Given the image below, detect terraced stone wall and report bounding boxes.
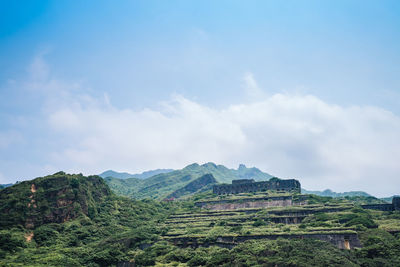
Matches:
[195,196,301,211]
[213,179,300,195]
[166,233,361,250]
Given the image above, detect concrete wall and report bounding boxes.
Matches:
[361,203,393,211]
[195,195,296,210]
[213,179,301,195]
[203,199,293,211]
[361,196,400,211]
[167,233,361,250]
[393,197,400,211]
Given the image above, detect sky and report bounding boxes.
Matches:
[1,1,400,197]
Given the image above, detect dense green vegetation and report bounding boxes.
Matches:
[1,172,400,266]
[0,172,111,229]
[0,173,176,266]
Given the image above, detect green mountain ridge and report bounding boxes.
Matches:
[99,168,174,179]
[104,162,274,199]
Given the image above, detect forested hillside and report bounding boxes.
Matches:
[1,172,400,266]
[0,173,174,266]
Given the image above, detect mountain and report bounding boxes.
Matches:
[104,162,274,199]
[0,183,13,189]
[166,173,217,199]
[0,172,172,266]
[1,169,400,266]
[99,168,174,179]
[302,188,372,198]
[0,171,111,229]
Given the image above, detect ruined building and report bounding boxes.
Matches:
[362,196,400,211]
[213,178,301,195]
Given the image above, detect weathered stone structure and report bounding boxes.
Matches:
[393,196,400,210]
[361,197,400,211]
[195,195,308,210]
[213,178,301,195]
[166,233,361,250]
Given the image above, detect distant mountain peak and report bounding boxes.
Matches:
[202,162,218,168]
[238,164,247,170]
[99,168,174,180]
[184,163,200,170]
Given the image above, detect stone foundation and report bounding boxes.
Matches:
[213,178,301,195]
[166,233,361,250]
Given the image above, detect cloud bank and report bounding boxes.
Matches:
[46,91,400,197]
[2,57,400,197]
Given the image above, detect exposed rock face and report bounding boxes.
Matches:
[0,172,111,229]
[213,178,301,195]
[167,174,217,199]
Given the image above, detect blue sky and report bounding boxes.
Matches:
[1,1,400,196]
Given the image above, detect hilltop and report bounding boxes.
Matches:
[0,172,173,266]
[104,162,273,199]
[99,168,174,179]
[0,172,111,229]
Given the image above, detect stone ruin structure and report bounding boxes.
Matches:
[362,196,400,211]
[213,178,301,195]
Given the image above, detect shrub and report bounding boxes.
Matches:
[253,219,266,227]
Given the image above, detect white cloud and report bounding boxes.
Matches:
[5,55,400,197]
[45,90,400,197]
[243,72,265,99]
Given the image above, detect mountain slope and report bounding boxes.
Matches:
[0,184,13,189]
[166,173,217,199]
[0,172,111,229]
[104,162,274,199]
[0,172,173,266]
[99,169,174,179]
